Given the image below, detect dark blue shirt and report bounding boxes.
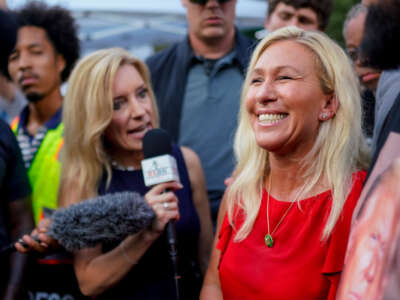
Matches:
[98,144,201,299]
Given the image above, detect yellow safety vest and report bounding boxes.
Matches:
[12,117,63,224]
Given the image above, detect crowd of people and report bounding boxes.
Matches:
[0,0,399,299]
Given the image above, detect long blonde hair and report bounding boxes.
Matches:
[60,48,159,205]
[227,27,370,241]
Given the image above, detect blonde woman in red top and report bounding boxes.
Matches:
[200,27,370,300]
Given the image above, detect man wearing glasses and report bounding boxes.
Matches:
[343,3,381,141]
[147,0,255,227]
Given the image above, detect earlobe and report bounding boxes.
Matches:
[319,95,339,121]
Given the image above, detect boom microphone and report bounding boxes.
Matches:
[141,128,180,300]
[1,191,155,254]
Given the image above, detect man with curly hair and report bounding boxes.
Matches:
[265,0,333,32]
[8,1,79,224]
[7,1,83,298]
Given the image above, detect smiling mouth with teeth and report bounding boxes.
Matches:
[258,113,287,123]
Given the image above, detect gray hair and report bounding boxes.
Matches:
[343,3,368,38]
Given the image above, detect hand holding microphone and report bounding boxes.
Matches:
[144,181,182,237]
[141,128,182,244]
[141,128,182,300]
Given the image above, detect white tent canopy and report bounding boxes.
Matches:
[7,0,267,59]
[7,0,267,20]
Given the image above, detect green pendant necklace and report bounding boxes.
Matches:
[265,175,295,248]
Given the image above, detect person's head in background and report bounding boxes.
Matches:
[359,0,400,71]
[362,0,378,5]
[0,9,17,78]
[343,4,381,93]
[181,0,237,57]
[265,0,332,32]
[8,1,79,103]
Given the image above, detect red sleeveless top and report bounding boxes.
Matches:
[218,171,366,300]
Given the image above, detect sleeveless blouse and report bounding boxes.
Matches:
[97,144,201,299]
[218,171,366,300]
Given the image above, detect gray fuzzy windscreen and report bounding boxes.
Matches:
[49,192,155,251]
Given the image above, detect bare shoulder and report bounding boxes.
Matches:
[180,146,202,172]
[180,146,207,191]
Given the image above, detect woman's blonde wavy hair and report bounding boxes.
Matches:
[60,48,159,206]
[227,27,370,241]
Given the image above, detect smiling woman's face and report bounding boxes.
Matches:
[104,64,154,159]
[245,40,332,157]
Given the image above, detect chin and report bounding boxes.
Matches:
[201,28,226,40]
[26,92,45,103]
[255,139,283,153]
[365,80,380,92]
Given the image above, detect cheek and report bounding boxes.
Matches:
[8,62,18,79]
[244,90,256,114]
[107,115,126,135]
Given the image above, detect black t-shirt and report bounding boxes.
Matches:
[0,119,31,248]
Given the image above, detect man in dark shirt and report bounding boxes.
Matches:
[147,0,254,226]
[0,8,33,300]
[360,0,400,167]
[7,2,83,298]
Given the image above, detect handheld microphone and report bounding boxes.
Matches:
[141,128,180,300]
[1,191,155,255]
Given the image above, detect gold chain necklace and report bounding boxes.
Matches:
[265,175,295,248]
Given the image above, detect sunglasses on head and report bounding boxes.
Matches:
[189,0,232,5]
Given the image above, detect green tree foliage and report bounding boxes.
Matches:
[326,0,360,47]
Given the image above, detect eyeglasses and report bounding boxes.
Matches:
[346,47,372,66]
[346,47,359,62]
[189,0,232,5]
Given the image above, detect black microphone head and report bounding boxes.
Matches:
[143,128,172,158]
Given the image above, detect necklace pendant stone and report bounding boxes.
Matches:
[265,234,274,248]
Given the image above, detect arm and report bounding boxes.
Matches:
[181,146,214,274]
[200,190,229,300]
[73,181,182,296]
[3,197,34,300]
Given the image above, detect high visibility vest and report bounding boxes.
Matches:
[11,117,63,224]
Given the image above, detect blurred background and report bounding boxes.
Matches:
[5,0,267,60]
[4,0,360,60]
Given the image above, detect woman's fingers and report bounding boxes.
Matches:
[147,181,183,196]
[37,218,52,233]
[15,234,49,253]
[144,181,183,234]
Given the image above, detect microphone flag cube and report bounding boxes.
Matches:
[141,154,180,186]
